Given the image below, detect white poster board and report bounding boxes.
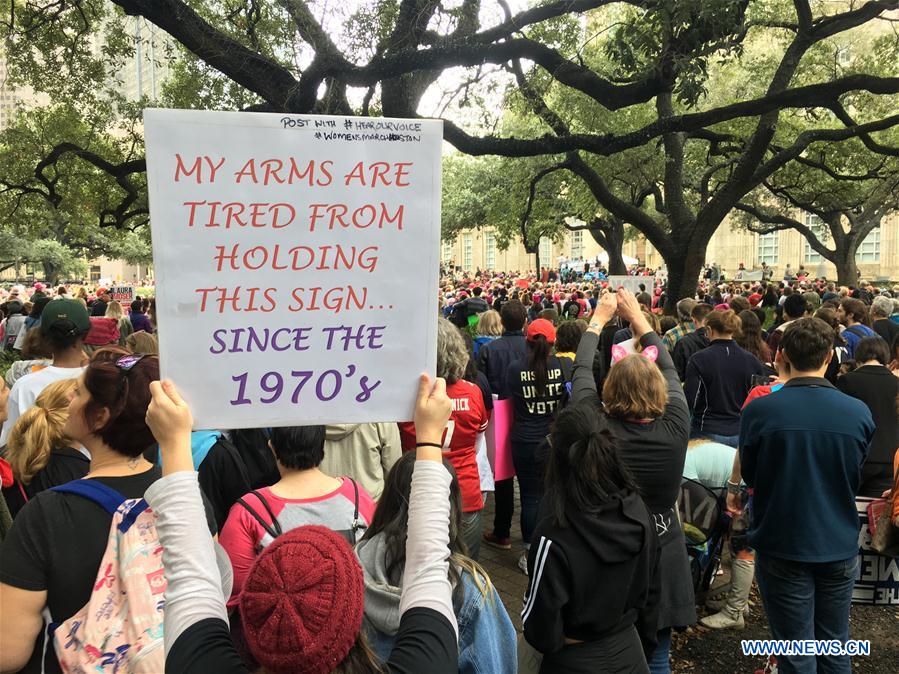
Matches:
[734,270,763,282]
[110,286,134,303]
[606,276,657,295]
[144,109,441,428]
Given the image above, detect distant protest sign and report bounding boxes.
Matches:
[110,286,134,303]
[144,109,441,428]
[854,498,899,605]
[606,276,657,295]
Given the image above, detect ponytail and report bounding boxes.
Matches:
[528,335,551,393]
[7,379,76,485]
[546,403,637,527]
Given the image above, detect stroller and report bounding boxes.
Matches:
[677,477,731,594]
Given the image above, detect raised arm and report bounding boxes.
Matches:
[572,291,617,406]
[398,374,454,621]
[144,382,229,655]
[389,375,459,672]
[617,289,689,424]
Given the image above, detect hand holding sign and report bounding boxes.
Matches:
[413,374,453,462]
[144,110,441,428]
[147,380,193,475]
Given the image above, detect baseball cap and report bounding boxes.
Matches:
[527,318,556,344]
[40,298,91,336]
[97,287,109,296]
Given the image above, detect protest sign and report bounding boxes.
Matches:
[606,275,657,295]
[485,397,515,481]
[144,109,442,428]
[853,497,899,605]
[110,286,134,303]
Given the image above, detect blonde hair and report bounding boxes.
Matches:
[7,379,77,484]
[105,300,124,319]
[642,308,661,335]
[125,331,159,354]
[705,309,741,336]
[452,554,495,602]
[602,355,667,419]
[477,310,502,337]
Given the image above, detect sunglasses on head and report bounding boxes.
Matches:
[115,354,147,372]
[115,354,147,393]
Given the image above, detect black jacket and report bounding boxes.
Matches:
[476,331,527,399]
[837,365,899,497]
[145,435,258,532]
[673,327,709,381]
[685,339,764,437]
[522,491,660,663]
[873,318,899,350]
[572,330,697,630]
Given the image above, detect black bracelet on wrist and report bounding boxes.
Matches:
[415,442,443,449]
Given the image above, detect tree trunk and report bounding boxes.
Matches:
[662,243,706,315]
[832,246,859,287]
[588,222,627,275]
[42,260,60,285]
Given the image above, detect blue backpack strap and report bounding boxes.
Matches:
[118,500,150,533]
[51,480,127,515]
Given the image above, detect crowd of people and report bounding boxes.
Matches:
[0,266,896,674]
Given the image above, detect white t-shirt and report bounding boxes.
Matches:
[0,365,86,446]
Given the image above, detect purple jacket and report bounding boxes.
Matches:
[129,311,154,334]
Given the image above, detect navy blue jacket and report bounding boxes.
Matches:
[740,378,874,563]
[685,339,764,436]
[476,331,527,399]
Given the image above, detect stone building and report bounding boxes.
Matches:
[442,212,898,283]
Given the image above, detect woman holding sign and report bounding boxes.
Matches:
[144,374,460,674]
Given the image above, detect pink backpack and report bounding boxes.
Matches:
[50,480,166,673]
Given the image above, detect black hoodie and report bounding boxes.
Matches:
[522,489,660,664]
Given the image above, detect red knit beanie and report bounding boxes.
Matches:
[238,526,365,674]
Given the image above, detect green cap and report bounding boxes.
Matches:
[40,298,91,336]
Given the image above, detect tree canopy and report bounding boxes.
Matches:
[0,103,151,281]
[1,0,897,306]
[735,135,899,284]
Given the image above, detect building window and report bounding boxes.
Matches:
[90,265,102,282]
[462,233,473,270]
[837,46,851,64]
[757,232,779,265]
[570,230,584,259]
[539,236,552,267]
[441,239,453,264]
[803,212,826,263]
[856,227,880,262]
[484,231,496,270]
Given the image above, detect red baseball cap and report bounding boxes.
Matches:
[527,318,556,344]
